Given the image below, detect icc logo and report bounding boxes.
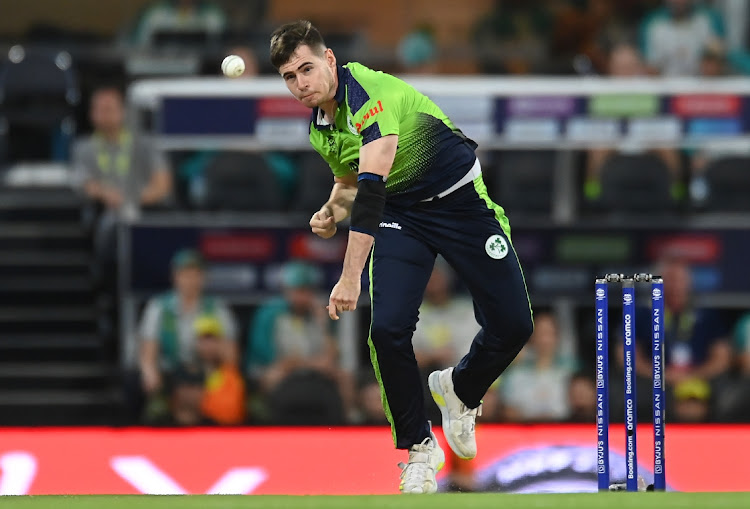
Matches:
[623,293,633,305]
[596,288,605,299]
[652,288,662,299]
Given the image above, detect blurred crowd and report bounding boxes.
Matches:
[115,243,750,489]
[4,0,749,216]
[124,250,750,429]
[7,0,748,76]
[1,0,750,444]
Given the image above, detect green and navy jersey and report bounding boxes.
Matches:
[309,63,477,205]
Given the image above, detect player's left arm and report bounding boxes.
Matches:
[327,135,398,320]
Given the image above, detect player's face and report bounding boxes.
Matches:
[279,45,337,109]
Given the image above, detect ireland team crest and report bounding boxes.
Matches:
[485,235,508,259]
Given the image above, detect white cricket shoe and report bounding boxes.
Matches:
[398,431,445,494]
[428,367,481,460]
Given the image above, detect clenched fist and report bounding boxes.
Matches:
[310,207,337,239]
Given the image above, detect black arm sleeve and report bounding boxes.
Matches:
[349,173,386,237]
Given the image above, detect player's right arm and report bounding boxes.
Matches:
[309,173,358,239]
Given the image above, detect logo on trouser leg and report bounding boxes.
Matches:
[379,222,402,230]
[485,235,508,259]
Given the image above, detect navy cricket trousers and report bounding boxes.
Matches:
[367,170,534,449]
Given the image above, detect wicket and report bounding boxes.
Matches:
[595,273,666,492]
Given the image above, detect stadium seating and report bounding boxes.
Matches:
[0,46,79,163]
[699,157,750,212]
[203,152,285,212]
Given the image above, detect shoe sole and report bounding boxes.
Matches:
[428,371,476,460]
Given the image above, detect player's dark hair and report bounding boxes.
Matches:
[270,20,327,70]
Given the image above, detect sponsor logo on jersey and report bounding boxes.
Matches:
[355,101,384,133]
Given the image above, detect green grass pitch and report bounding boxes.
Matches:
[1,493,749,509]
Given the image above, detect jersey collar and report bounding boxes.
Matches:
[310,64,348,131]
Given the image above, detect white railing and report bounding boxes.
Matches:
[128,76,750,151]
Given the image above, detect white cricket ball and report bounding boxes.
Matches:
[221,55,245,78]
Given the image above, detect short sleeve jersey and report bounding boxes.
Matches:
[309,63,477,205]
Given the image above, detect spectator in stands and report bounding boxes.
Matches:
[549,0,622,75]
[584,43,682,203]
[629,256,732,385]
[472,0,553,74]
[73,88,172,212]
[640,0,725,76]
[72,86,172,282]
[684,39,750,207]
[226,45,260,78]
[195,315,246,425]
[497,312,576,422]
[686,37,750,207]
[566,371,598,423]
[699,39,728,77]
[686,37,750,206]
[412,258,499,415]
[607,41,649,77]
[700,314,750,422]
[145,314,244,426]
[129,0,227,47]
[354,371,389,425]
[178,46,299,210]
[138,249,238,409]
[412,258,478,376]
[734,312,750,377]
[672,377,711,423]
[397,25,439,74]
[180,46,264,207]
[161,364,210,426]
[246,261,352,419]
